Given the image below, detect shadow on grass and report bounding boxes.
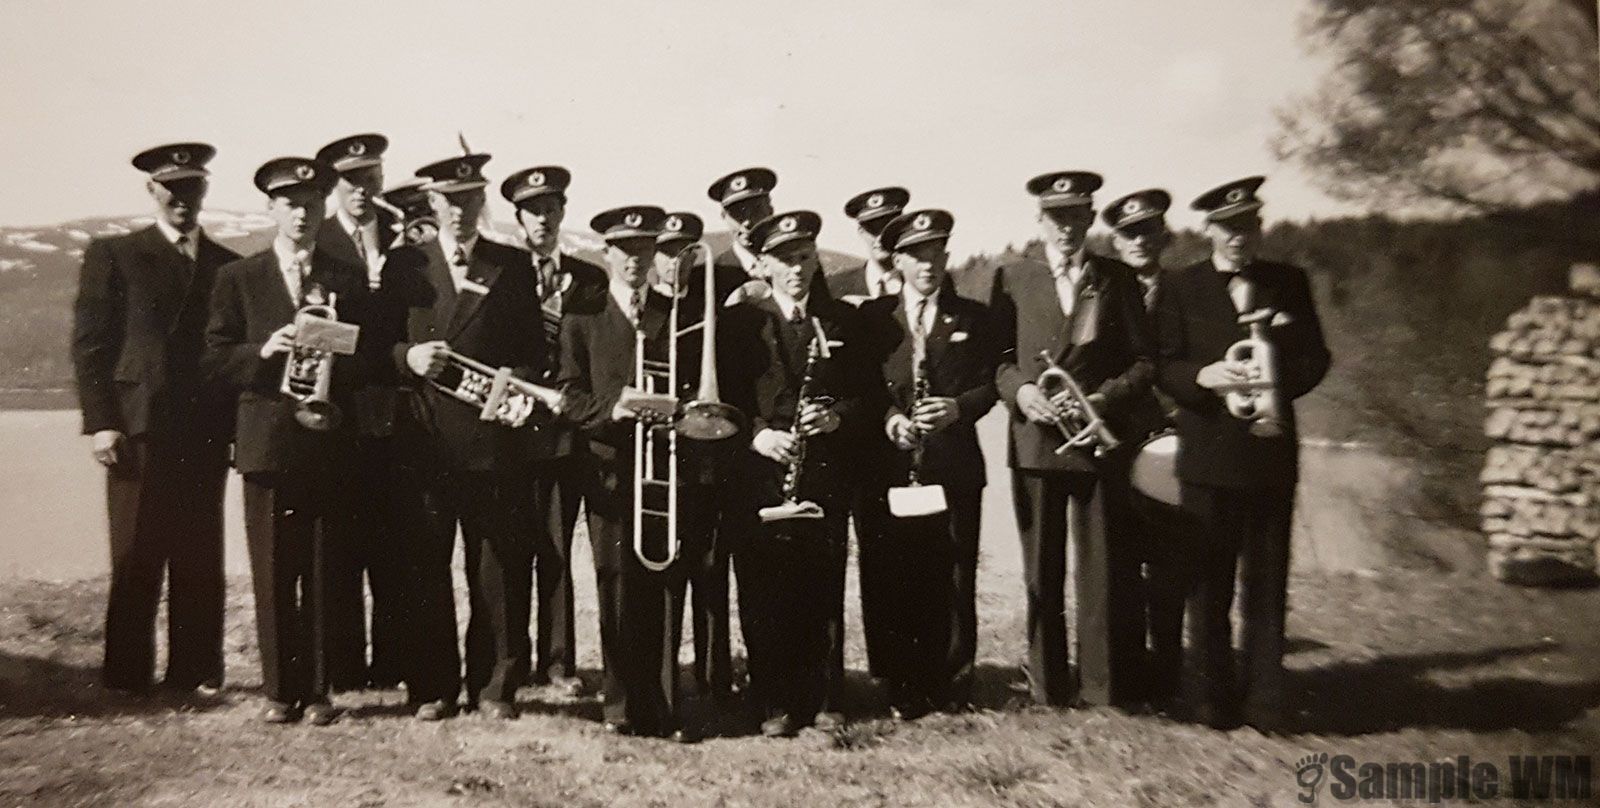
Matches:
[0,650,232,720]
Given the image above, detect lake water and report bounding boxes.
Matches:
[0,409,1418,581]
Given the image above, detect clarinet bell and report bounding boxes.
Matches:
[888,483,947,518]
[758,499,825,523]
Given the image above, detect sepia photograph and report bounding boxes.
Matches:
[1,1,1597,805]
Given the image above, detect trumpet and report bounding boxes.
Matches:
[429,350,563,428]
[759,318,840,523]
[1035,350,1120,457]
[1223,308,1284,437]
[887,359,948,518]
[279,294,360,432]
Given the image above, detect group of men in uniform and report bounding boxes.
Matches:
[71,134,1329,739]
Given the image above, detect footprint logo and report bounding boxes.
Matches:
[1294,752,1330,804]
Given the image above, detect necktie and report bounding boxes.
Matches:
[288,250,310,303]
[449,245,469,290]
[628,287,644,327]
[911,296,929,365]
[352,227,368,263]
[1054,265,1078,318]
[1142,275,1159,312]
[174,233,193,262]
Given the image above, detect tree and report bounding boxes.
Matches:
[1274,0,1600,213]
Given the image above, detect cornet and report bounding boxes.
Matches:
[279,294,360,431]
[1223,308,1284,437]
[1035,350,1120,457]
[429,350,563,428]
[759,318,840,523]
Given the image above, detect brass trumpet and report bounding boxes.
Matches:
[279,295,360,431]
[1035,350,1120,457]
[429,350,563,428]
[1223,308,1284,437]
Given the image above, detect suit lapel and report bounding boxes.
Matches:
[250,251,297,326]
[1196,259,1248,337]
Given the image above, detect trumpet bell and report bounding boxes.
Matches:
[677,401,743,441]
[294,401,343,432]
[758,499,825,523]
[888,484,947,518]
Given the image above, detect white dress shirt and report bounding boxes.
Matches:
[1213,251,1254,313]
[772,290,808,323]
[1045,242,1088,318]
[154,217,199,261]
[609,279,645,325]
[864,260,902,298]
[336,210,385,285]
[272,237,312,303]
[437,231,479,291]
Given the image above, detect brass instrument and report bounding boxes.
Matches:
[1223,308,1284,438]
[759,318,840,523]
[429,350,563,428]
[887,359,949,518]
[1130,429,1182,508]
[279,294,360,431]
[673,242,743,441]
[1035,350,1120,457]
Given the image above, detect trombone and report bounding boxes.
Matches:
[630,241,745,572]
[1036,350,1120,457]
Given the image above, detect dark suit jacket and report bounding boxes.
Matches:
[523,252,608,462]
[1154,258,1331,488]
[1125,269,1180,442]
[827,262,869,302]
[390,237,546,472]
[556,289,670,463]
[72,225,239,449]
[991,255,1154,472]
[202,246,368,475]
[315,208,400,268]
[858,286,999,490]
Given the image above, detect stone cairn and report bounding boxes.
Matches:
[1481,264,1600,584]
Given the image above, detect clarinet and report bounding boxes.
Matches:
[906,360,930,485]
[759,317,836,523]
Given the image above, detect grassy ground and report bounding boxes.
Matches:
[2,561,1598,807]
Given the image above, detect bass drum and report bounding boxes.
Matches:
[1130,430,1181,509]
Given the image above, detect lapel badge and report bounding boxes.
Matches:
[305,284,327,305]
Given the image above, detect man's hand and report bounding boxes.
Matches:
[1016,383,1061,425]
[752,428,798,464]
[797,401,841,436]
[91,429,123,467]
[885,412,920,451]
[259,322,298,360]
[406,341,451,379]
[911,396,960,434]
[1196,360,1252,391]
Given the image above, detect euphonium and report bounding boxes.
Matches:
[279,294,360,432]
[1035,350,1120,457]
[429,350,563,428]
[1223,308,1284,437]
[887,359,949,518]
[758,317,840,523]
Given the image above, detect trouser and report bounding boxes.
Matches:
[1138,497,1190,706]
[1011,468,1144,707]
[242,470,352,706]
[665,481,732,697]
[525,453,586,684]
[324,436,409,690]
[402,468,532,706]
[732,503,849,721]
[856,483,983,706]
[1180,482,1294,725]
[102,437,227,691]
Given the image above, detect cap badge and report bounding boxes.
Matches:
[528,171,545,187]
[455,162,472,179]
[779,216,798,233]
[867,193,885,209]
[1225,188,1246,203]
[1123,199,1144,216]
[624,212,643,228]
[294,164,315,181]
[729,175,749,193]
[1052,177,1072,193]
[172,150,191,165]
[349,141,367,156]
[665,216,683,232]
[913,213,932,230]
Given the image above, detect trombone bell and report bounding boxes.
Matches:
[677,400,742,441]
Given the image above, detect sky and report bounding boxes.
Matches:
[0,0,1353,257]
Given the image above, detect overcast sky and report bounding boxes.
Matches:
[0,0,1350,256]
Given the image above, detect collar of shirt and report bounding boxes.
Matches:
[154,218,200,255]
[335,209,379,241]
[1044,243,1087,279]
[438,230,479,264]
[1213,251,1245,274]
[772,290,808,322]
[864,260,900,295]
[272,237,312,275]
[902,283,940,327]
[609,278,645,318]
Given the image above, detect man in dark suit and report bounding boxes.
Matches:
[392,152,547,721]
[1154,177,1331,730]
[857,209,998,717]
[72,143,237,698]
[829,186,910,305]
[724,210,879,737]
[705,167,832,306]
[499,165,607,698]
[552,205,703,742]
[312,133,408,691]
[1103,188,1187,713]
[203,157,368,725]
[990,171,1154,709]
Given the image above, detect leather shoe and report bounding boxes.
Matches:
[549,675,585,699]
[413,700,455,721]
[259,702,299,724]
[667,727,700,744]
[303,701,340,726]
[603,720,634,736]
[478,699,518,720]
[760,714,796,738]
[812,711,846,732]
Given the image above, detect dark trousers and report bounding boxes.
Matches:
[732,503,849,721]
[102,437,227,691]
[583,456,664,726]
[403,469,532,706]
[857,484,982,705]
[1180,482,1294,725]
[242,471,351,706]
[526,453,585,684]
[1011,468,1144,706]
[668,481,732,697]
[1138,498,1190,706]
[324,436,409,690]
